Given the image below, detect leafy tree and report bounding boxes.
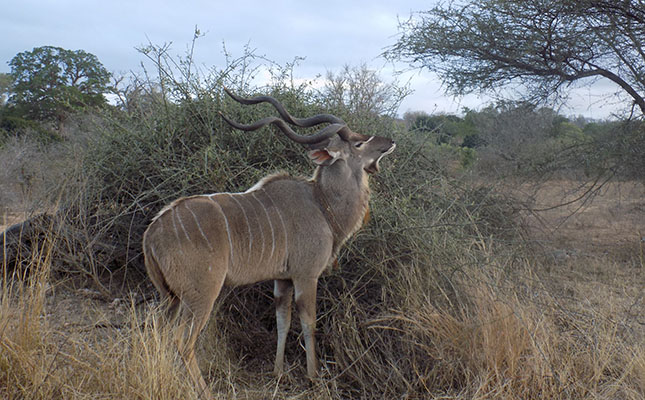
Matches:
[8,46,111,128]
[387,0,645,116]
[458,101,575,171]
[0,73,11,105]
[406,111,477,145]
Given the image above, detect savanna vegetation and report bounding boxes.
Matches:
[1,4,644,398]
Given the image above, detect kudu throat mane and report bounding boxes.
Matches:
[312,167,370,255]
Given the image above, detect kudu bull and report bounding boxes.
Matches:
[143,88,395,397]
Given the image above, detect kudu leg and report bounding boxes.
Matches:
[174,273,225,400]
[177,324,211,400]
[274,279,294,375]
[173,315,211,399]
[294,277,319,378]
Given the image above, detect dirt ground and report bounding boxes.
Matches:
[516,179,645,258]
[512,179,645,340]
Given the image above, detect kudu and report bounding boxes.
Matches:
[142,88,395,397]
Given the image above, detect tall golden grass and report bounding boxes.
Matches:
[2,225,642,399]
[1,231,198,399]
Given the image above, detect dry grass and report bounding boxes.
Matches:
[3,219,643,399]
[0,232,200,399]
[514,179,645,258]
[382,260,645,399]
[2,140,644,399]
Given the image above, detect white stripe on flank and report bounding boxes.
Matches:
[262,190,288,259]
[243,194,263,266]
[175,209,191,241]
[253,192,275,260]
[170,211,186,256]
[155,216,184,258]
[171,211,181,242]
[209,196,235,263]
[249,194,267,261]
[228,194,253,262]
[171,211,183,241]
[185,203,214,252]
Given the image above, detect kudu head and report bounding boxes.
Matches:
[220,88,395,175]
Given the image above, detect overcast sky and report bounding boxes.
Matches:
[1,0,626,118]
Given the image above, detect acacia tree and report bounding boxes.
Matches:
[8,46,111,128]
[387,0,645,116]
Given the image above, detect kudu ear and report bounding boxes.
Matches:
[306,136,342,166]
[308,148,341,166]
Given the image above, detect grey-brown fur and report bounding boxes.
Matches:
[142,91,395,399]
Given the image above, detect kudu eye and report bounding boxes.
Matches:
[354,141,365,148]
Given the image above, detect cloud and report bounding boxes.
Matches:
[0,0,626,118]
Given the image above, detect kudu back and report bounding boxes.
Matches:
[143,89,395,397]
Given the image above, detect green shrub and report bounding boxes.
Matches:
[0,114,61,146]
[26,43,525,398]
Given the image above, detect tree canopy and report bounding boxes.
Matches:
[8,46,111,126]
[387,0,645,116]
[0,73,11,105]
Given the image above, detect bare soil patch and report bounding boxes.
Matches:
[518,179,645,258]
[514,179,645,341]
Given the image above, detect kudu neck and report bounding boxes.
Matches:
[312,161,370,251]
